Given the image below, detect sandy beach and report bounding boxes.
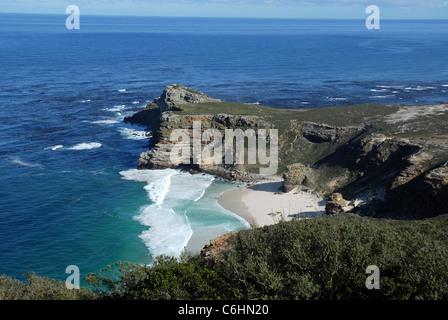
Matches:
[218,178,326,227]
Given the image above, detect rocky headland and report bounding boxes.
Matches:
[125,84,448,219]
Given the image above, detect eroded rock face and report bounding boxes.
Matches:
[282,163,314,192]
[325,193,348,215]
[136,111,272,183]
[212,114,271,128]
[127,85,448,219]
[200,231,236,260]
[123,103,160,127]
[301,123,343,143]
[422,167,448,215]
[124,84,220,126]
[385,165,448,218]
[426,166,448,189]
[156,84,220,112]
[290,121,366,144]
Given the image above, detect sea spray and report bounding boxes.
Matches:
[136,206,193,258]
[119,169,217,258]
[67,142,102,150]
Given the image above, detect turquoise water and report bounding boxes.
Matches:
[119,168,249,259]
[0,13,447,282]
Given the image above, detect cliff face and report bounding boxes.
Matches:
[136,113,273,182]
[126,85,448,219]
[125,85,274,182]
[281,106,448,218]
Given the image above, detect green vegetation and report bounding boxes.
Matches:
[175,102,393,131]
[84,259,230,300]
[176,101,448,138]
[173,101,448,178]
[219,214,448,299]
[176,101,299,135]
[173,102,406,173]
[0,271,95,300]
[2,214,448,300]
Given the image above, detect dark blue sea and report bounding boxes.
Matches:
[0,13,447,282]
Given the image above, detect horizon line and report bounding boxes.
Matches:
[1,11,448,21]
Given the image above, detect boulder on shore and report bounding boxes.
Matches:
[325,193,348,215]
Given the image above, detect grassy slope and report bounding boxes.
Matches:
[175,101,448,136]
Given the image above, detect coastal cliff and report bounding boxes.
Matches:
[125,84,448,219]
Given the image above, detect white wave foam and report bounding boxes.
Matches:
[91,120,120,125]
[194,189,206,202]
[119,169,217,258]
[377,85,404,89]
[168,173,215,203]
[120,168,178,205]
[120,168,177,182]
[136,206,193,258]
[44,145,63,151]
[132,101,140,104]
[9,156,43,168]
[118,127,150,140]
[404,86,435,91]
[118,89,127,92]
[327,97,347,101]
[67,142,102,150]
[103,105,126,112]
[80,99,91,103]
[145,172,177,205]
[370,95,395,99]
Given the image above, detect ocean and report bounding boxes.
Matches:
[0,13,447,282]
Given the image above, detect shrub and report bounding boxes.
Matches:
[86,256,231,300]
[8,214,447,300]
[0,272,95,300]
[214,214,448,299]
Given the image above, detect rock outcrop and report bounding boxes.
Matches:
[124,84,220,127]
[136,112,272,175]
[299,122,365,144]
[127,85,448,219]
[200,231,236,260]
[380,163,448,218]
[282,163,314,192]
[325,193,349,215]
[155,84,220,112]
[129,88,274,183]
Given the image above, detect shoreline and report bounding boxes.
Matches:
[217,178,326,228]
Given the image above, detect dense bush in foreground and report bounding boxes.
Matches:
[217,214,448,299]
[2,214,448,300]
[0,272,95,300]
[84,259,231,300]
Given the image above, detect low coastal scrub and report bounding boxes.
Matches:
[217,214,448,299]
[2,214,448,300]
[0,272,95,300]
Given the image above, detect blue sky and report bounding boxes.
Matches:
[1,0,448,19]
